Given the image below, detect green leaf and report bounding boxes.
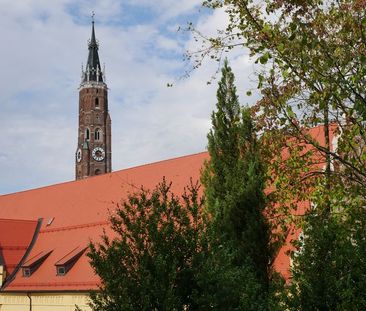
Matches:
[278,43,285,53]
[286,106,296,118]
[258,74,264,89]
[360,55,366,64]
[259,52,271,64]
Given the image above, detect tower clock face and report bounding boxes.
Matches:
[92,147,105,161]
[76,148,82,163]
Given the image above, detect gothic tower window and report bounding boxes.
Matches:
[95,98,99,108]
[85,128,90,141]
[95,128,102,141]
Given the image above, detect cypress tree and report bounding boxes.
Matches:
[200,59,271,309]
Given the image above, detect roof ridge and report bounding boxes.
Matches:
[1,151,208,197]
[118,151,208,173]
[40,221,109,234]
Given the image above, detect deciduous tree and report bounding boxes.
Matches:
[88,179,207,311]
[189,1,366,308]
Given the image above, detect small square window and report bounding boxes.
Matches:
[57,266,66,276]
[23,268,31,277]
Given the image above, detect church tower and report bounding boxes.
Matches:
[75,20,111,180]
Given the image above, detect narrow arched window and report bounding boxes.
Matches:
[95,98,99,108]
[94,128,102,141]
[85,128,90,141]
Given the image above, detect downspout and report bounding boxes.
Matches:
[27,292,32,311]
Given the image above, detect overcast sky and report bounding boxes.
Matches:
[0,0,257,194]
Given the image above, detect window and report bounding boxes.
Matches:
[22,250,52,277]
[94,128,102,141]
[85,128,90,141]
[57,266,66,276]
[95,97,99,108]
[55,247,86,276]
[23,268,31,277]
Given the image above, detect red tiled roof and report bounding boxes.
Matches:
[0,125,336,291]
[22,250,52,268]
[0,152,208,291]
[55,246,87,266]
[0,219,39,277]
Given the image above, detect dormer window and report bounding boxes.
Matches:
[55,247,86,276]
[23,268,31,277]
[57,266,66,276]
[22,250,52,277]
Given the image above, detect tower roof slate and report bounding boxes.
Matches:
[83,21,103,83]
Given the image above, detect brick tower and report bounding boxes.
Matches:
[75,20,111,180]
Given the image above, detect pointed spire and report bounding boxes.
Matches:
[89,17,97,49]
[82,14,103,83]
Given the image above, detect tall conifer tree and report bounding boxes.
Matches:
[200,59,271,309]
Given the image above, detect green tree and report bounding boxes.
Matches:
[284,183,366,310]
[198,59,272,310]
[190,0,366,188]
[88,179,207,311]
[189,1,366,309]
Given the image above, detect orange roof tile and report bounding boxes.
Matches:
[0,152,208,291]
[55,246,87,266]
[0,125,337,291]
[22,250,52,268]
[0,219,39,277]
